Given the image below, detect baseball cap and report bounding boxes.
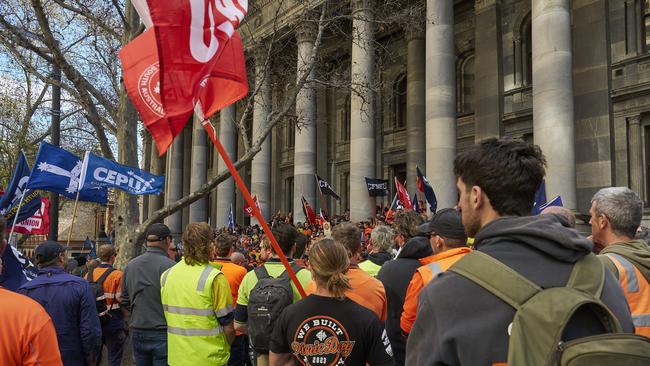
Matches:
[146,223,172,242]
[35,240,69,263]
[418,208,466,240]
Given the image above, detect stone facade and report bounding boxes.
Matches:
[149,0,650,229]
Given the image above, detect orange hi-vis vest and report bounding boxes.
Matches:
[400,247,471,334]
[605,253,650,338]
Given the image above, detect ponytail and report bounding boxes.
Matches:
[326,271,351,298]
[308,238,352,298]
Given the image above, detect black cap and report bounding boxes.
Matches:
[146,223,171,242]
[418,208,466,240]
[35,240,69,263]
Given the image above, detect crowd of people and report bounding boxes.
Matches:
[2,138,650,365]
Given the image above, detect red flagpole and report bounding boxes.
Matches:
[202,121,306,297]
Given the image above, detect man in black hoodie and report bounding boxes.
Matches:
[406,138,633,365]
[377,210,429,366]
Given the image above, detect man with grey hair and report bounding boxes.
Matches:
[590,187,650,337]
[359,225,394,277]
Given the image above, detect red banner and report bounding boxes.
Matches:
[395,178,413,210]
[243,195,259,218]
[6,197,50,235]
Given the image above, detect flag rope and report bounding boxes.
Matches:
[202,121,306,298]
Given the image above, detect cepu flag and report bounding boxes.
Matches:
[0,152,41,223]
[316,174,340,200]
[27,142,108,204]
[365,177,390,197]
[416,166,438,214]
[79,152,164,195]
[122,0,249,154]
[395,178,413,210]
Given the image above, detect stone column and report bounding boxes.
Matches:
[629,116,644,200]
[474,0,503,141]
[532,0,576,209]
[349,0,376,221]
[165,133,184,239]
[250,49,272,223]
[216,105,237,228]
[189,114,208,223]
[405,17,427,196]
[425,0,457,209]
[293,22,318,224]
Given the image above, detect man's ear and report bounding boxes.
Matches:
[599,214,609,231]
[471,185,483,209]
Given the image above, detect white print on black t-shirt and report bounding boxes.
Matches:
[382,329,393,357]
[291,316,356,365]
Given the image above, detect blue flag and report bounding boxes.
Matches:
[227,204,235,230]
[79,152,164,195]
[413,193,421,213]
[27,142,108,204]
[0,243,37,291]
[538,196,563,212]
[532,181,547,215]
[0,152,41,223]
[83,236,97,259]
[416,166,438,214]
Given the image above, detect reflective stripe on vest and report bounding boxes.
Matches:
[168,325,224,337]
[607,253,639,292]
[161,268,171,287]
[196,266,215,292]
[163,304,234,317]
[633,314,650,327]
[426,262,443,279]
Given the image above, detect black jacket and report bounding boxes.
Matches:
[406,215,634,366]
[367,251,393,267]
[377,236,432,366]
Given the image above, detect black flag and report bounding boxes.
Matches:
[365,177,390,197]
[315,175,340,200]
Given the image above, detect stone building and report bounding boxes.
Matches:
[142,0,650,237]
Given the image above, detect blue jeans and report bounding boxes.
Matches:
[131,330,168,366]
[97,329,126,366]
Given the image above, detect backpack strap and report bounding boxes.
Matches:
[566,253,605,298]
[95,267,115,287]
[279,263,303,280]
[254,265,271,280]
[449,251,541,310]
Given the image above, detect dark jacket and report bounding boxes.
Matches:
[18,266,102,366]
[120,246,176,331]
[407,215,634,366]
[377,236,432,366]
[367,251,393,267]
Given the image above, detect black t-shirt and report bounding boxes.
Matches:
[270,294,394,366]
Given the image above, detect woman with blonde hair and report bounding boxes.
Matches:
[269,238,394,366]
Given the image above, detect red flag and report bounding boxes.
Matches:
[243,195,259,218]
[121,1,248,154]
[301,196,317,225]
[7,198,50,235]
[394,178,413,210]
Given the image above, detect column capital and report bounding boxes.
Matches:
[295,20,318,44]
[475,0,499,15]
[351,0,375,14]
[629,115,642,125]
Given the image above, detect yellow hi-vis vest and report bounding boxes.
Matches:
[161,260,231,366]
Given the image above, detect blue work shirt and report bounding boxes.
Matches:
[18,266,102,366]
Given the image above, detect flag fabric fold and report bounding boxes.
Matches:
[79,152,164,195]
[413,193,420,213]
[0,152,41,223]
[532,181,548,215]
[227,204,235,229]
[243,195,259,218]
[316,175,340,200]
[6,197,50,235]
[0,241,37,291]
[416,166,438,214]
[27,142,108,204]
[537,196,563,213]
[301,196,317,225]
[395,178,413,210]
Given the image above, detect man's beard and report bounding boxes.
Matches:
[462,208,482,239]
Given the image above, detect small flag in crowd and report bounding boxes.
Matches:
[79,152,164,195]
[394,178,413,210]
[227,204,235,229]
[413,193,420,213]
[0,152,41,223]
[532,181,547,215]
[0,241,37,291]
[301,196,317,225]
[416,166,438,214]
[538,196,563,212]
[27,142,108,204]
[7,197,50,236]
[243,195,260,218]
[84,237,97,259]
[365,177,390,197]
[316,175,340,200]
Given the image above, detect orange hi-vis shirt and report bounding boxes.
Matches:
[307,265,387,321]
[0,287,63,366]
[211,259,247,306]
[88,265,123,315]
[604,253,650,338]
[401,247,471,334]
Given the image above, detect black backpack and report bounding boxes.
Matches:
[247,263,302,354]
[87,267,115,317]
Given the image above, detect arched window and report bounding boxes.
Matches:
[521,13,532,86]
[457,54,475,114]
[393,73,407,129]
